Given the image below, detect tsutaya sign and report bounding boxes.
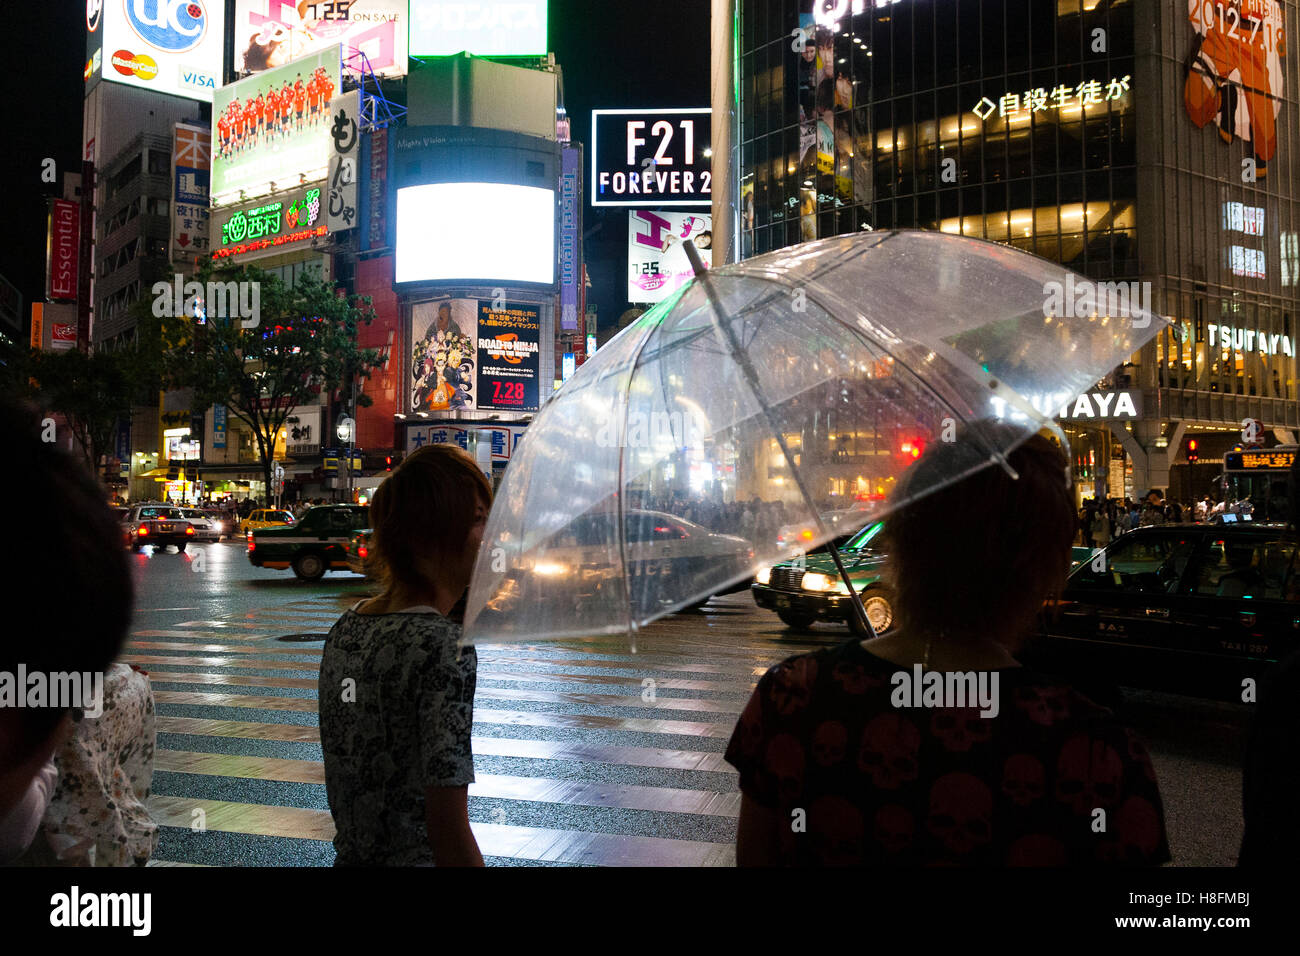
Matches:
[1208,324,1295,356]
[991,390,1142,422]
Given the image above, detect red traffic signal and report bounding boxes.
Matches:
[385,456,393,471]
[899,439,923,459]
[1186,438,1198,463]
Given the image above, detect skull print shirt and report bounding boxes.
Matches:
[725,638,1170,866]
[319,606,477,866]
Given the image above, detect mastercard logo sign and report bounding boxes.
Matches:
[111,50,158,81]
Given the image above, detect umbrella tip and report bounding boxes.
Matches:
[683,239,708,277]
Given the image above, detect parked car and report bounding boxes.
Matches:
[124,505,195,552]
[239,508,297,535]
[1028,525,1299,700]
[247,505,370,580]
[180,508,222,542]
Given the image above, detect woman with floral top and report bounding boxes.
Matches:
[319,445,490,866]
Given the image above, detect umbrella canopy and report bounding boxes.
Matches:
[465,230,1169,645]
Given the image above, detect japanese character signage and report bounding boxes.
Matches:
[172,123,211,259]
[973,76,1132,121]
[214,185,326,260]
[327,89,360,233]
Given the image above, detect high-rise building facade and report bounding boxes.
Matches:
[722,0,1300,502]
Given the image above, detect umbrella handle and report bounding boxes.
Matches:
[681,239,877,639]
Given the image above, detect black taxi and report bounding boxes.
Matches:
[1030,525,1298,700]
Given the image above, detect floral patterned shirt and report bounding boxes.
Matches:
[17,662,158,866]
[319,606,477,866]
[725,639,1170,866]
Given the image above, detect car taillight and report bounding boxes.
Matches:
[185,526,195,536]
[247,533,255,552]
[137,526,148,536]
[358,546,368,559]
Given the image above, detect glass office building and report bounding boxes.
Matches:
[728,0,1300,502]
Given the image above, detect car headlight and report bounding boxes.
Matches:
[756,567,771,585]
[801,572,837,592]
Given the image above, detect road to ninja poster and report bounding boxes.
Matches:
[411,299,478,412]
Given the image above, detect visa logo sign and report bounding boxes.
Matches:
[181,71,215,90]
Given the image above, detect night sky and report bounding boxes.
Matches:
[3,0,712,338]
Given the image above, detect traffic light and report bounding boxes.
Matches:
[1186,438,1199,463]
[385,455,392,472]
[899,438,923,460]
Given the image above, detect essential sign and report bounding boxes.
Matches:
[49,200,80,301]
[591,109,711,207]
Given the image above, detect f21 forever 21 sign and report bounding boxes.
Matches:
[591,109,711,207]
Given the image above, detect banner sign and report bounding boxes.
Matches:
[591,109,711,207]
[213,45,341,206]
[213,403,227,448]
[48,200,80,301]
[408,0,548,57]
[409,298,541,413]
[214,183,327,260]
[628,211,711,304]
[234,0,408,77]
[367,126,388,249]
[327,89,361,233]
[559,146,580,331]
[172,124,212,259]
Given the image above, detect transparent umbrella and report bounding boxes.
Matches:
[464,229,1169,647]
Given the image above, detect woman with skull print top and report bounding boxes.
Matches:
[725,638,1169,866]
[726,424,1169,866]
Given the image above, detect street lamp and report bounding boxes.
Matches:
[336,416,355,502]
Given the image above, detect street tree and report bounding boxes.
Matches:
[156,262,382,504]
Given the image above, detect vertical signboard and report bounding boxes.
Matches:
[213,404,227,448]
[30,303,43,350]
[48,200,80,301]
[327,89,360,233]
[367,126,388,249]
[172,124,212,260]
[559,146,580,331]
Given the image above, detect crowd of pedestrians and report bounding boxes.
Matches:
[1076,489,1228,547]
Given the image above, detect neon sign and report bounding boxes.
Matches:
[973,76,1131,121]
[215,187,324,259]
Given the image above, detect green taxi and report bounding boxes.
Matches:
[752,520,1097,636]
[247,504,369,580]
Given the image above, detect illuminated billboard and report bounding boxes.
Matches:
[410,298,542,413]
[591,109,711,207]
[212,46,341,207]
[212,183,327,261]
[394,182,555,286]
[409,1,548,56]
[234,0,408,78]
[628,211,711,304]
[98,0,225,102]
